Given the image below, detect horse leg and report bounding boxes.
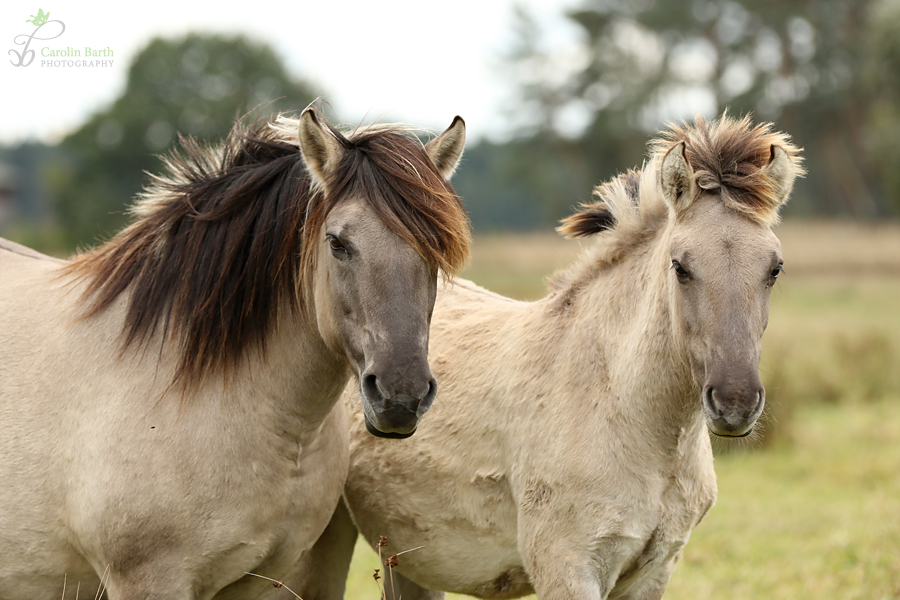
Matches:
[626,557,676,600]
[382,571,445,600]
[522,554,607,600]
[519,523,643,600]
[284,497,359,600]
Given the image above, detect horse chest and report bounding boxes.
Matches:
[609,472,716,596]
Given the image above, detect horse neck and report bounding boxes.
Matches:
[242,304,351,430]
[158,299,352,441]
[546,224,705,443]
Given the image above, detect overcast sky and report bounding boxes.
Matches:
[2,0,581,145]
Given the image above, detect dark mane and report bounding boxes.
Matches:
[66,112,470,389]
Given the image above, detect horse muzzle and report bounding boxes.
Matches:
[360,372,437,438]
[701,383,765,437]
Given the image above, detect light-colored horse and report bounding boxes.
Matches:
[0,107,470,600]
[292,114,803,600]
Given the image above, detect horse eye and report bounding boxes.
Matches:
[671,260,690,280]
[326,234,348,254]
[770,264,784,281]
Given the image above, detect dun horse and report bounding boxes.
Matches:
[0,107,470,599]
[294,114,803,600]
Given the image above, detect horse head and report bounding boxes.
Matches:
[658,117,802,437]
[297,108,468,438]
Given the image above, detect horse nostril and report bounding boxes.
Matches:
[705,386,725,417]
[703,386,724,417]
[755,387,766,412]
[417,378,437,416]
[362,374,383,403]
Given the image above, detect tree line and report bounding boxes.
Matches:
[2,0,898,252]
[461,0,900,229]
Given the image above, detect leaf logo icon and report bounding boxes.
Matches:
[26,9,49,26]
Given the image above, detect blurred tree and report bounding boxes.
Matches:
[462,5,598,229]
[52,34,319,248]
[486,0,899,221]
[862,0,900,214]
[454,136,594,230]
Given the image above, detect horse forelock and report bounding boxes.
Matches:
[270,114,470,277]
[650,113,805,226]
[66,113,470,391]
[324,123,470,276]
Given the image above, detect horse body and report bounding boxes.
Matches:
[0,107,469,599]
[293,115,803,600]
[1,244,349,600]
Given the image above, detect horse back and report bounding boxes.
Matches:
[0,237,66,264]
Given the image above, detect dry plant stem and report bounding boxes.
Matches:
[372,568,385,600]
[384,553,400,599]
[380,540,424,600]
[388,562,395,600]
[395,545,424,557]
[377,540,387,600]
[243,572,303,600]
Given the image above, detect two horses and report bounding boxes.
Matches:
[1,110,802,600]
[0,107,469,599]
[291,114,804,600]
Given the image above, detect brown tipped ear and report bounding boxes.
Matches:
[298,108,344,194]
[425,116,465,180]
[660,141,697,214]
[762,145,797,206]
[557,201,615,238]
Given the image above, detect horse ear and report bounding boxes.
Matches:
[762,145,797,206]
[660,141,696,214]
[298,108,344,193]
[425,116,466,180]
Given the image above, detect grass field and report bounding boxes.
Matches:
[344,221,900,600]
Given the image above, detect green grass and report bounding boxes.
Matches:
[344,223,900,599]
[666,399,900,599]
